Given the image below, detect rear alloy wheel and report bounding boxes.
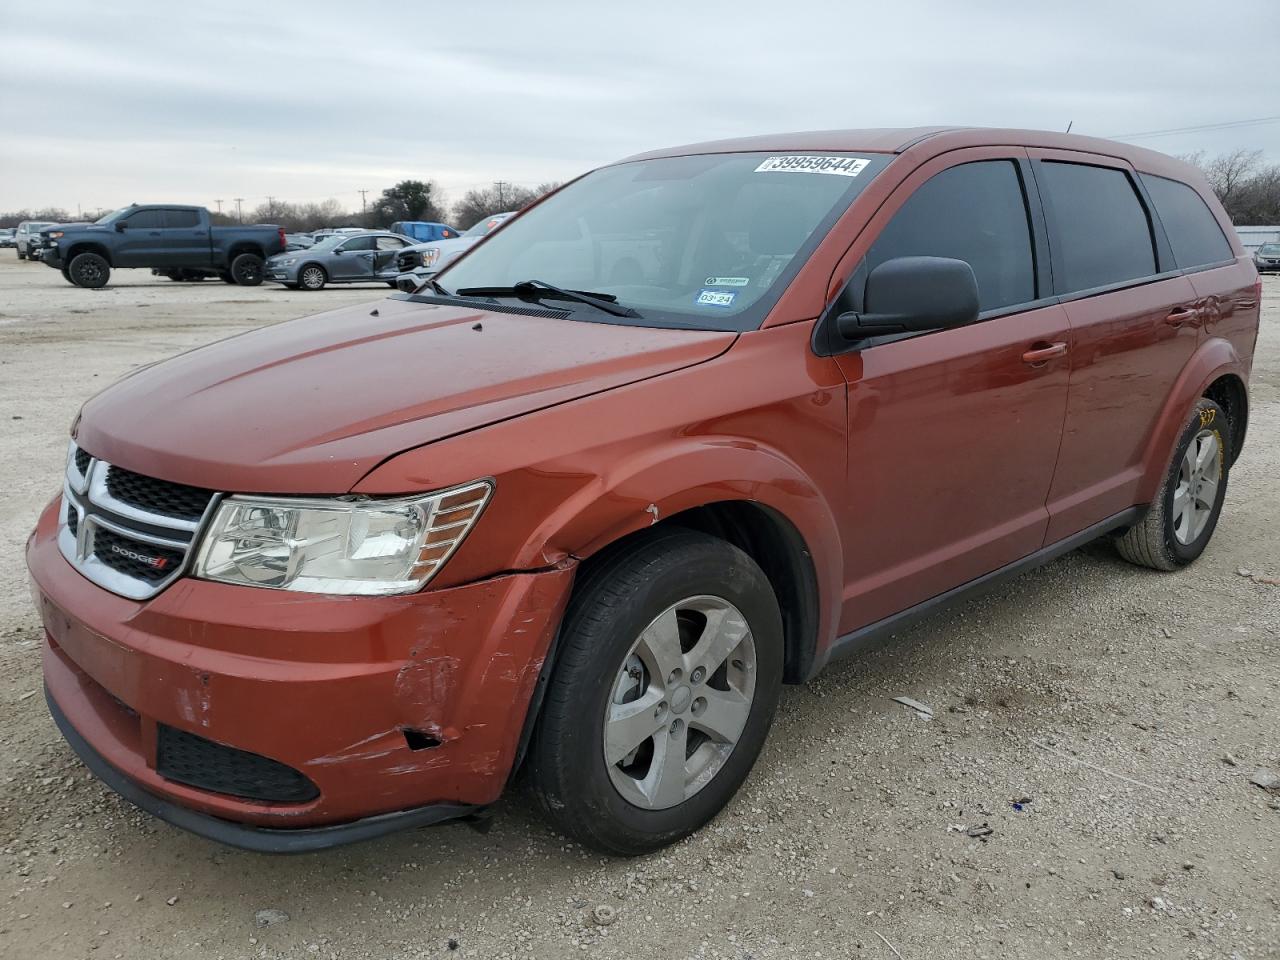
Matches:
[1116,398,1230,570]
[68,252,110,289]
[299,265,327,291]
[530,530,782,855]
[229,252,265,286]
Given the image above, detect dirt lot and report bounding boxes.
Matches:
[0,256,1276,960]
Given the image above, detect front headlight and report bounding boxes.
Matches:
[420,247,440,266]
[47,231,64,240]
[278,257,297,266]
[193,481,492,595]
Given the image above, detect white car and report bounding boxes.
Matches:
[390,212,515,291]
[16,221,56,260]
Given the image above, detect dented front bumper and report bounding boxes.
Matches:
[26,498,575,848]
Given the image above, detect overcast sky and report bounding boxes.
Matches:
[2,1,1277,218]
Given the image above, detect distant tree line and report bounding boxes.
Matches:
[1,179,563,232]
[1182,150,1280,225]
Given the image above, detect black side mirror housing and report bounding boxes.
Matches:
[836,256,979,339]
[114,221,127,232]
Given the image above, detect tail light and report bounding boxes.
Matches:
[278,227,287,249]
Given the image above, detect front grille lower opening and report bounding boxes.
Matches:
[156,724,320,805]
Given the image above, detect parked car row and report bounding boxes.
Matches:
[1255,241,1280,273]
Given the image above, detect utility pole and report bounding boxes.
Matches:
[214,199,223,214]
[494,180,508,207]
[266,196,276,219]
[233,198,244,223]
[358,189,369,221]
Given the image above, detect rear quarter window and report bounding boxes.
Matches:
[1037,162,1156,294]
[1139,174,1234,270]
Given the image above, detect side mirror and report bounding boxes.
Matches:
[114,221,128,232]
[836,256,979,338]
[332,247,343,255]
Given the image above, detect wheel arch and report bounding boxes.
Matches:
[66,242,112,266]
[1136,337,1247,504]
[226,242,265,262]
[1202,372,1248,466]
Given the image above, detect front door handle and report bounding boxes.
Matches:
[1022,341,1068,365]
[1165,306,1199,327]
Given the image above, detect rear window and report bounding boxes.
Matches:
[164,209,200,229]
[1038,162,1156,294]
[1139,174,1234,269]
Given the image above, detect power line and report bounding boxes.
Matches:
[214,199,223,214]
[358,189,368,218]
[233,197,244,223]
[494,180,508,207]
[1106,115,1280,142]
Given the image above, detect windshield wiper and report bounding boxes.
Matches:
[455,279,640,318]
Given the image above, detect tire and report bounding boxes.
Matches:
[386,281,398,288]
[17,248,26,260]
[164,269,184,281]
[61,266,73,285]
[298,264,327,291]
[1116,398,1230,570]
[529,529,783,855]
[68,252,110,289]
[219,271,236,284]
[229,253,265,286]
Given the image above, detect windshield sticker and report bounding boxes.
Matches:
[755,155,870,177]
[704,276,750,287]
[695,289,736,308]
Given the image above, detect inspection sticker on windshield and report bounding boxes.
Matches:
[755,155,870,177]
[695,289,736,308]
[704,276,750,287]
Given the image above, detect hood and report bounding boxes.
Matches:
[75,296,735,494]
[45,222,102,234]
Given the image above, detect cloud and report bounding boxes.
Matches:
[1,0,1277,213]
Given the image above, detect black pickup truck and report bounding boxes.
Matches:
[38,205,286,288]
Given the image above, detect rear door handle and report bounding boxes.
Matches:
[1022,341,1068,365]
[1165,307,1198,327]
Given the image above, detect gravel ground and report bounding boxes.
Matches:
[0,256,1276,960]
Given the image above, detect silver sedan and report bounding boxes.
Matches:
[264,231,414,290]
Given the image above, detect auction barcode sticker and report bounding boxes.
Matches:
[755,155,870,177]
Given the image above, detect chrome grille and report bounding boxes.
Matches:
[59,441,221,600]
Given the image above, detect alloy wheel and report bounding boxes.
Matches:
[301,267,324,289]
[1172,428,1221,545]
[603,595,756,810]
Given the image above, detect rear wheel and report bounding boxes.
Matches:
[1116,398,1229,570]
[219,271,236,284]
[229,253,265,286]
[299,264,327,291]
[68,252,110,288]
[17,247,26,260]
[529,530,782,855]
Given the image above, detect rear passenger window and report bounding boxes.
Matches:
[1038,162,1156,293]
[164,209,200,229]
[1140,174,1233,269]
[866,160,1035,313]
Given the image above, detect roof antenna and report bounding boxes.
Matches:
[1065,120,1074,133]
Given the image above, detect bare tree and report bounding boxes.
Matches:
[1181,149,1280,223]
[452,181,560,229]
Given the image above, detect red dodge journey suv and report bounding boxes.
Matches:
[27,128,1260,854]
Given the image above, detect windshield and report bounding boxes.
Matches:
[1259,243,1280,255]
[463,214,512,237]
[439,152,891,330]
[94,208,131,225]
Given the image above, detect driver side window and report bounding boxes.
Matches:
[339,236,377,252]
[866,160,1037,314]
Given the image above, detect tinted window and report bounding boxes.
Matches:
[1140,174,1233,269]
[124,209,166,229]
[1038,162,1156,293]
[338,236,377,252]
[866,160,1035,312]
[164,209,200,229]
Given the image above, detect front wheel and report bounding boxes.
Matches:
[17,248,26,260]
[229,253,265,286]
[1116,398,1230,570]
[529,530,782,855]
[68,252,110,288]
[61,266,73,284]
[298,264,327,291]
